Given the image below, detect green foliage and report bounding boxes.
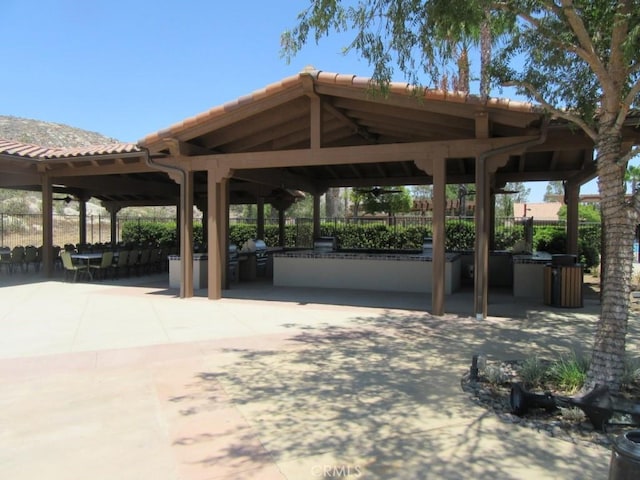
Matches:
[121,220,177,246]
[533,224,600,268]
[557,204,601,223]
[518,356,549,389]
[121,219,600,268]
[228,224,299,248]
[533,226,566,253]
[548,352,590,394]
[494,224,524,250]
[359,187,413,216]
[445,220,474,251]
[229,224,257,246]
[622,356,640,390]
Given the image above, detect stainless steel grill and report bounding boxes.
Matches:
[313,237,336,252]
[228,244,239,283]
[423,237,433,255]
[254,239,268,277]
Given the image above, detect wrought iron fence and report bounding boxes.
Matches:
[0,213,176,248]
[0,212,601,254]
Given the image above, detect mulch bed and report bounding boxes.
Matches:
[461,359,640,451]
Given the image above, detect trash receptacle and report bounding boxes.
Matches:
[609,430,640,479]
[543,255,583,308]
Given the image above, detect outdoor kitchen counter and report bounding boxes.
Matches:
[273,250,461,294]
[511,251,553,298]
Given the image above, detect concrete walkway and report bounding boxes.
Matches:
[0,272,634,479]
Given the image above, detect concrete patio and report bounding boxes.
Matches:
[0,272,634,479]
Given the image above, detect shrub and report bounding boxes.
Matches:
[533,226,566,253]
[482,364,510,386]
[548,351,590,394]
[518,356,549,388]
[122,220,176,245]
[622,356,640,390]
[445,220,475,250]
[229,224,257,246]
[494,224,524,250]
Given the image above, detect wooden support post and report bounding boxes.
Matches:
[41,173,53,277]
[432,157,446,316]
[207,174,220,299]
[565,181,580,256]
[474,155,489,319]
[313,193,322,240]
[181,170,194,298]
[257,196,265,240]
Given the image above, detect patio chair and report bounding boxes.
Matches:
[0,247,11,273]
[127,249,139,276]
[89,251,113,280]
[52,245,62,271]
[137,249,151,275]
[8,246,25,274]
[24,245,39,272]
[148,248,162,273]
[112,250,129,278]
[60,250,90,282]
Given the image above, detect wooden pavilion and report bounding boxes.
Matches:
[2,67,639,317]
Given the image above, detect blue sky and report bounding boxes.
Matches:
[1,0,600,201]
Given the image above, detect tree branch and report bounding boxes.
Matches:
[616,79,640,130]
[631,183,640,217]
[618,146,640,167]
[503,80,598,141]
[559,0,611,88]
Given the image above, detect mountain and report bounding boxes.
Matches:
[0,115,175,217]
[0,115,120,214]
[0,115,119,148]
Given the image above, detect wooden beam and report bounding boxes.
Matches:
[314,83,541,128]
[190,136,539,171]
[231,169,316,192]
[475,111,490,139]
[142,84,307,151]
[44,161,156,177]
[322,100,377,143]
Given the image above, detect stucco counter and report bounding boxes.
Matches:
[512,252,553,298]
[168,253,208,289]
[273,250,461,294]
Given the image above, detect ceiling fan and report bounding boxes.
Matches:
[53,195,73,204]
[354,186,402,197]
[492,188,520,195]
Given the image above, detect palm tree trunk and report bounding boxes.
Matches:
[480,10,491,101]
[586,130,633,392]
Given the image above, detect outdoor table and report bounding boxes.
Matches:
[71,253,104,281]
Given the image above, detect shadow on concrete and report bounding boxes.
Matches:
[167,310,615,479]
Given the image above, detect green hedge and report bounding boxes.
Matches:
[122,219,600,268]
[533,225,600,268]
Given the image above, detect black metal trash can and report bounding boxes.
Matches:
[609,430,640,479]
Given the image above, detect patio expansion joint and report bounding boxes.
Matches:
[68,293,93,354]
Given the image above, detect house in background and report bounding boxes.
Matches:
[513,202,562,220]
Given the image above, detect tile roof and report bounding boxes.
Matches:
[139,67,539,145]
[0,139,58,158]
[0,139,140,160]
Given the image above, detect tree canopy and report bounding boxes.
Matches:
[283,0,640,392]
